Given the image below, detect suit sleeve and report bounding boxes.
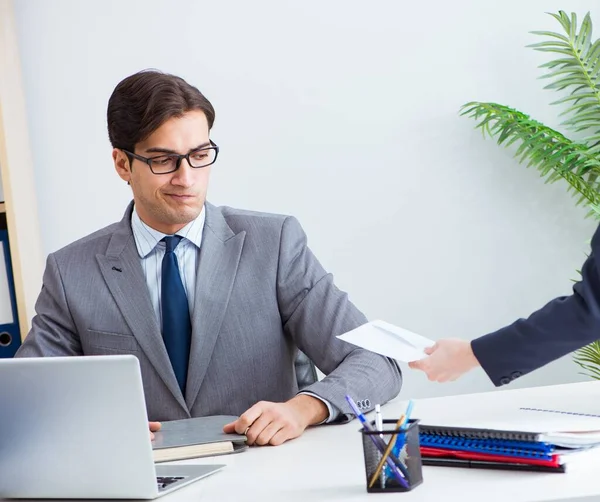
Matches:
[276,216,402,422]
[472,224,600,386]
[15,253,82,357]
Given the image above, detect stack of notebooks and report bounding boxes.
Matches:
[418,422,600,473]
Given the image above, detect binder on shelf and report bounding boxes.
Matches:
[0,226,20,358]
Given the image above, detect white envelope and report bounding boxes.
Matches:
[336,320,435,362]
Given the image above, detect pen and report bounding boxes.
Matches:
[368,413,406,489]
[345,395,409,488]
[394,399,414,450]
[385,399,414,479]
[374,405,386,489]
[374,404,383,431]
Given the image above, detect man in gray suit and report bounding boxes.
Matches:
[16,70,401,446]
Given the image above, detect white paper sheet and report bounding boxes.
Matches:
[336,320,435,362]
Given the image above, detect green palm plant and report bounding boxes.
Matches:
[461,10,600,379]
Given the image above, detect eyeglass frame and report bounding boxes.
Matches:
[121,139,219,174]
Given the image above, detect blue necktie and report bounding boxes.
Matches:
[161,235,191,394]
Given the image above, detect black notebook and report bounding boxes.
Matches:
[422,456,566,473]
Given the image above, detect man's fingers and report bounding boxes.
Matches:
[222,422,236,434]
[269,427,291,446]
[149,421,161,440]
[225,400,304,447]
[409,358,426,370]
[255,421,284,446]
[411,339,476,384]
[244,411,272,445]
[409,343,440,371]
[232,403,265,435]
[410,358,431,373]
[434,373,452,383]
[149,421,162,432]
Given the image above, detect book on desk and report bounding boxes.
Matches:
[152,415,248,463]
[418,407,600,473]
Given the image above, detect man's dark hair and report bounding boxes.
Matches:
[107,69,215,152]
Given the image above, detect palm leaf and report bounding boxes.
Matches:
[460,102,600,208]
[529,11,600,144]
[573,341,600,379]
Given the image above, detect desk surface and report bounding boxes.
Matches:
[163,381,600,502]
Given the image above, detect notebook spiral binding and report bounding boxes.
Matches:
[419,425,541,442]
[419,434,554,459]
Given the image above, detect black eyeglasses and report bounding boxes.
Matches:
[122,140,219,174]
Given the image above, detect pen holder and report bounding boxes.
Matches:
[361,419,423,493]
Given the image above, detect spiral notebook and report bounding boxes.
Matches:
[418,432,600,472]
[419,434,554,459]
[418,406,600,448]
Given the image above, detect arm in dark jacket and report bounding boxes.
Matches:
[472,224,600,386]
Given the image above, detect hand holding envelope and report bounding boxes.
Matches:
[337,320,436,362]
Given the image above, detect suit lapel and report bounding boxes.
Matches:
[96,204,188,414]
[185,203,245,408]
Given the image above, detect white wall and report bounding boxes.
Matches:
[12,0,600,399]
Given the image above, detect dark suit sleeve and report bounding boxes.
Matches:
[472,224,600,386]
[15,253,82,357]
[276,216,402,422]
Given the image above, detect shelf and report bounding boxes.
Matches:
[0,0,45,341]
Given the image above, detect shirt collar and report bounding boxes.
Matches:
[131,205,206,259]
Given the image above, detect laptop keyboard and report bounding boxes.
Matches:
[157,476,185,491]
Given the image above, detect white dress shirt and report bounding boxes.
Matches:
[130,205,337,422]
[131,207,205,325]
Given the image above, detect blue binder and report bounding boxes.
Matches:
[0,229,20,357]
[419,434,555,460]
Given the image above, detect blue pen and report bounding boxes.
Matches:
[399,399,414,434]
[346,395,409,488]
[386,399,414,478]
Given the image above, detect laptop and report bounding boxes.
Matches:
[0,354,224,499]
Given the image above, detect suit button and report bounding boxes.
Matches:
[500,377,511,385]
[511,371,522,379]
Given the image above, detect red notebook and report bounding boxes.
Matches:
[421,446,562,468]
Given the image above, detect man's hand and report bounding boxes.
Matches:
[222,395,328,446]
[408,339,480,382]
[149,421,161,441]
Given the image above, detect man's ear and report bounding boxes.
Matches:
[113,149,132,183]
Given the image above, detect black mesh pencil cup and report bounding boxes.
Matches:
[361,419,423,493]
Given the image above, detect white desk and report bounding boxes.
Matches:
[163,381,600,502]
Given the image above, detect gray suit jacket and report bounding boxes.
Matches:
[17,202,402,422]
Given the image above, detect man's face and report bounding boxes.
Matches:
[113,110,212,234]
